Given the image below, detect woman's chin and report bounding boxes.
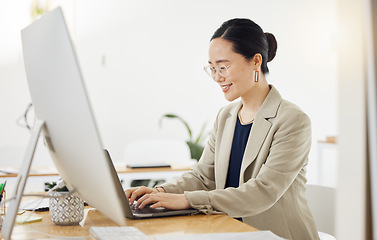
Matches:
[224,94,238,102]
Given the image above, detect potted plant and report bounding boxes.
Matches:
[46,181,84,226]
[159,114,207,161]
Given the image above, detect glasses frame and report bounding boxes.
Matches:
[203,56,246,78]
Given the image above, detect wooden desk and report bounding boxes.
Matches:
[9,210,257,239]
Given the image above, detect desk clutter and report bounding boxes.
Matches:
[0,181,6,203]
[0,180,85,228]
[0,180,5,228]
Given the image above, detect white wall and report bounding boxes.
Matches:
[0,1,338,184]
[336,0,370,239]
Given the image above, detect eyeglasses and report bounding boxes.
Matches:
[203,56,246,78]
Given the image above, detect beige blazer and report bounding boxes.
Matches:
[161,86,319,240]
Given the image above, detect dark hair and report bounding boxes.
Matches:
[211,18,277,74]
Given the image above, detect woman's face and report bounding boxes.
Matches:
[208,38,256,102]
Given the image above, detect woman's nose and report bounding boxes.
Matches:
[213,72,224,82]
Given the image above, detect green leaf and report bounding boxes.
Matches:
[159,114,192,141]
[186,141,204,161]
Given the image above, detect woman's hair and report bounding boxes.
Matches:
[211,18,277,74]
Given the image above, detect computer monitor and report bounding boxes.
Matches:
[1,7,126,240]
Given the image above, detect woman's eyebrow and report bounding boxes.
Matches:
[208,59,230,64]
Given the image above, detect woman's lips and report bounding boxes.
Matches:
[221,83,233,92]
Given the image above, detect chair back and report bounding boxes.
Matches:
[124,139,192,167]
[306,184,336,236]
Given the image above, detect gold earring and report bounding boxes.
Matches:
[254,70,259,82]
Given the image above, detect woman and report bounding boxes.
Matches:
[126,18,319,240]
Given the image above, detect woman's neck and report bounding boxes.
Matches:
[239,82,270,122]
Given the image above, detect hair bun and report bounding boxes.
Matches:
[265,32,277,62]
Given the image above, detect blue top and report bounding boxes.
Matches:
[225,116,253,188]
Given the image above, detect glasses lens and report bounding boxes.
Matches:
[204,66,229,78]
[219,66,229,77]
[204,66,214,77]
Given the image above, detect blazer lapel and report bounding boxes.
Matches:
[239,85,282,182]
[216,101,242,189]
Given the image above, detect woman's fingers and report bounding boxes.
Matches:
[136,193,157,209]
[124,187,137,199]
[126,188,191,211]
[126,186,156,205]
[136,193,190,210]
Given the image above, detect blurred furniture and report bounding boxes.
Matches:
[123,139,193,167]
[0,139,193,195]
[0,166,190,195]
[123,139,194,187]
[317,136,338,186]
[306,184,336,240]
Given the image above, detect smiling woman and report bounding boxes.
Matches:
[126,18,320,240]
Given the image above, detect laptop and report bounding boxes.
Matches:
[105,150,199,219]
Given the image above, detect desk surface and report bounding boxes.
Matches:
[9,210,257,239]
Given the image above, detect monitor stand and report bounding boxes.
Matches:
[1,119,45,240]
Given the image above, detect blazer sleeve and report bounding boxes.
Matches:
[184,107,312,217]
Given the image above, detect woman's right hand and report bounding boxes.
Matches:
[125,186,159,205]
[125,186,189,210]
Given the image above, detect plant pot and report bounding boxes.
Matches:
[49,191,84,225]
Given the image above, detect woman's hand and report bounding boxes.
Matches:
[125,186,159,205]
[136,192,190,210]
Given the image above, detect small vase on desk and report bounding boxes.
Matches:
[49,191,84,225]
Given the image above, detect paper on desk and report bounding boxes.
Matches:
[79,207,96,227]
[19,198,49,211]
[0,168,18,175]
[16,213,42,224]
[153,231,286,240]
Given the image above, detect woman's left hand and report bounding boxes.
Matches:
[136,192,190,210]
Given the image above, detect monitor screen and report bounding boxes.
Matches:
[2,7,126,239]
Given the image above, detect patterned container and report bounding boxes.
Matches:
[49,192,84,225]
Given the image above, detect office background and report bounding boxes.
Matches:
[0,0,338,178]
[1,0,373,239]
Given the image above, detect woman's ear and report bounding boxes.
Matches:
[251,53,263,70]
